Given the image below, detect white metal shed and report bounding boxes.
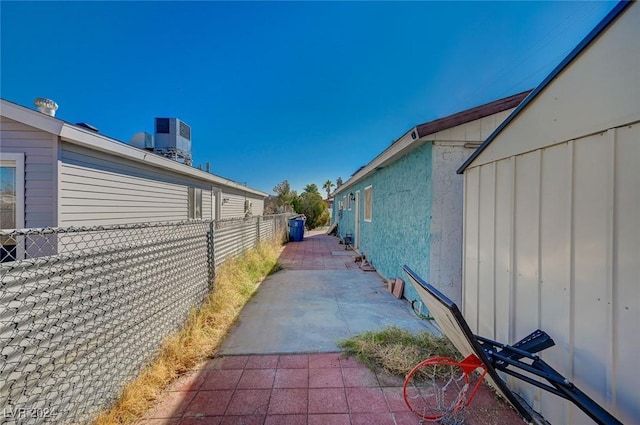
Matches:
[458,2,639,424]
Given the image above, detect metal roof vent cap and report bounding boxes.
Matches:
[34,98,59,116]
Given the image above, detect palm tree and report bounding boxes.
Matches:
[322,179,335,199]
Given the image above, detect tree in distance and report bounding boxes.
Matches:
[273,180,296,213]
[292,183,329,229]
[322,179,335,199]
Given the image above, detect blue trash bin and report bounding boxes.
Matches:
[288,218,305,242]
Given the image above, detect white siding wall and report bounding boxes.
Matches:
[218,191,246,219]
[251,197,265,216]
[462,7,639,423]
[217,190,265,219]
[60,142,215,225]
[0,117,57,228]
[463,124,640,424]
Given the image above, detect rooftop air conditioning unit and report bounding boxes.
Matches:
[153,117,192,166]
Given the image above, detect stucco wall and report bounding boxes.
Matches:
[429,143,475,306]
[335,143,433,305]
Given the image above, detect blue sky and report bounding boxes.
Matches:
[1,1,617,195]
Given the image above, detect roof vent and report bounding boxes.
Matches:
[76,122,99,132]
[34,98,58,117]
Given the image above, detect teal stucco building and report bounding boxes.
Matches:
[332,91,529,307]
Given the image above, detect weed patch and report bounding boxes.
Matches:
[338,326,461,377]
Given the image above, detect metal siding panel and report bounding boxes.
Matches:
[0,118,56,228]
[612,124,640,425]
[61,178,184,197]
[539,143,572,424]
[512,151,541,408]
[571,132,613,424]
[203,190,212,220]
[252,198,265,216]
[463,167,480,331]
[513,152,541,336]
[494,158,513,345]
[60,143,224,225]
[220,194,246,219]
[478,163,496,338]
[0,130,54,140]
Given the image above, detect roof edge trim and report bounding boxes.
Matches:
[333,90,531,196]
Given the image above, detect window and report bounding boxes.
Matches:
[1,153,25,262]
[364,185,372,222]
[343,195,347,211]
[188,187,202,219]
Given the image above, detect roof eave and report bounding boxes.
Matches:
[333,90,532,195]
[0,99,269,198]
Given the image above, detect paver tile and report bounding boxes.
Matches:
[183,390,233,417]
[246,355,279,369]
[308,353,341,369]
[237,369,276,389]
[345,387,389,413]
[277,354,308,369]
[342,366,379,387]
[274,369,308,389]
[209,356,249,370]
[339,356,363,368]
[381,387,410,412]
[392,412,422,425]
[308,388,348,414]
[225,389,271,415]
[309,367,343,388]
[308,414,350,425]
[201,369,243,390]
[264,414,307,425]
[351,412,396,425]
[219,415,265,425]
[267,389,308,414]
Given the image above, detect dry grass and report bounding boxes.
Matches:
[93,240,283,425]
[338,326,461,378]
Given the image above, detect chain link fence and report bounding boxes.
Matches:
[0,214,290,424]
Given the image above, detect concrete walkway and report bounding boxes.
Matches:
[142,231,525,425]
